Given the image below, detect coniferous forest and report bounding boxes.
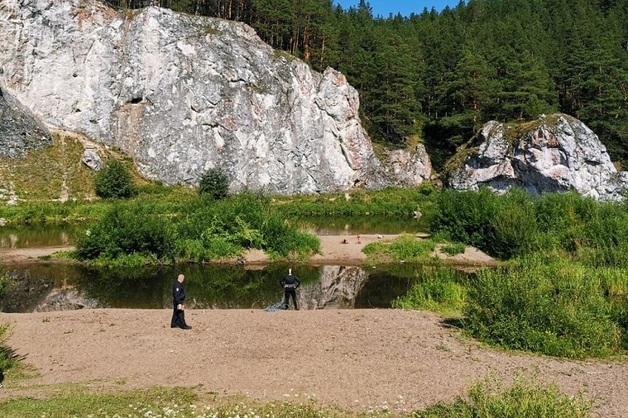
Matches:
[108,0,628,170]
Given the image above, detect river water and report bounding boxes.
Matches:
[2,262,465,313]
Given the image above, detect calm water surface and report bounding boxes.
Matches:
[0,225,77,248]
[2,263,465,313]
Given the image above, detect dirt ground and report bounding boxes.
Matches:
[1,309,627,417]
[0,236,625,416]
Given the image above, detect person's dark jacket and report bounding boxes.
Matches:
[280,274,300,289]
[172,280,186,306]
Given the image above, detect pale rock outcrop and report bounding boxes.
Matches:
[382,143,432,187]
[446,114,628,201]
[0,0,428,193]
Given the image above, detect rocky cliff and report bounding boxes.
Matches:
[0,82,50,158]
[0,0,430,194]
[446,114,628,201]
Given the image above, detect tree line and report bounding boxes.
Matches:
[107,0,628,169]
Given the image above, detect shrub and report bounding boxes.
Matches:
[363,234,437,262]
[393,267,466,316]
[413,374,592,418]
[430,187,500,253]
[198,168,229,200]
[94,159,138,199]
[430,188,628,265]
[489,189,539,258]
[174,193,319,261]
[464,257,621,359]
[264,227,320,259]
[74,202,174,263]
[417,181,437,196]
[0,322,19,373]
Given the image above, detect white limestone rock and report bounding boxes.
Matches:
[382,143,432,187]
[446,114,628,201]
[81,149,103,170]
[0,0,427,194]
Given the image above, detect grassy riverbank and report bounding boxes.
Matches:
[0,376,592,418]
[392,188,628,359]
[0,185,433,265]
[0,183,436,226]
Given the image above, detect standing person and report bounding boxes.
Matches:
[171,273,192,329]
[280,268,301,310]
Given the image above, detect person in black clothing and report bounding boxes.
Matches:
[280,268,301,310]
[171,273,192,329]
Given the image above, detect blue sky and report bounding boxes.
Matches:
[334,1,462,17]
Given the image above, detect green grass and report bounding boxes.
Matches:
[0,185,200,226]
[273,184,438,218]
[464,256,625,359]
[0,323,20,373]
[363,234,439,264]
[392,267,467,317]
[440,242,466,256]
[0,377,592,418]
[0,182,439,228]
[0,132,95,201]
[0,386,390,418]
[413,374,592,418]
[0,386,198,418]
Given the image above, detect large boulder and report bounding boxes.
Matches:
[446,114,628,201]
[0,0,429,194]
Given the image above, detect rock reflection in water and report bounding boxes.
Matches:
[0,226,74,248]
[31,288,100,312]
[1,264,101,313]
[299,266,368,309]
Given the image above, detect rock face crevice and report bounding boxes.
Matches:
[0,0,430,194]
[446,114,628,201]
